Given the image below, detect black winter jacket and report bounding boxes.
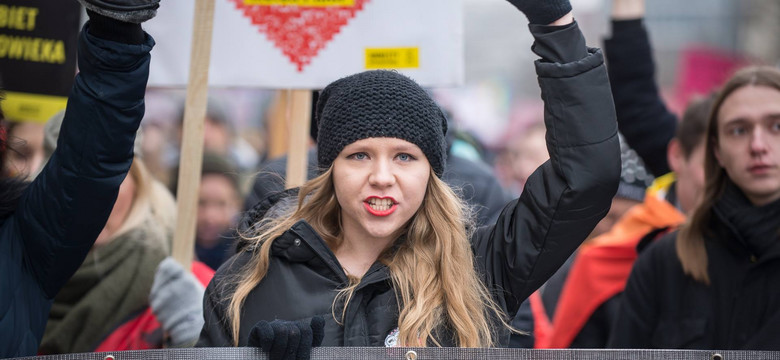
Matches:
[198,22,620,348]
[0,25,152,357]
[609,183,780,350]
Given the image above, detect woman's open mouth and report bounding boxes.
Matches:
[364,197,398,216]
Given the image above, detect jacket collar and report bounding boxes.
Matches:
[711,180,780,262]
[273,220,392,287]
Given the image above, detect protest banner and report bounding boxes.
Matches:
[145,0,464,88]
[0,1,80,122]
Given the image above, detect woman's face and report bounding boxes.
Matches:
[332,137,431,246]
[715,85,780,206]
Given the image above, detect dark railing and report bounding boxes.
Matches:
[11,348,780,360]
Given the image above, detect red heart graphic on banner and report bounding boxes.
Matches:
[231,0,370,72]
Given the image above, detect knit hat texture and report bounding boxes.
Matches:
[315,70,448,177]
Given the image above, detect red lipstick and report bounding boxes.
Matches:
[364,196,397,216]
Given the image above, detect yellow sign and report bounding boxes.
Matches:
[244,0,354,6]
[365,47,419,69]
[3,91,67,123]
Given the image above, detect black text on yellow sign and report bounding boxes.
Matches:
[244,0,354,6]
[365,47,420,70]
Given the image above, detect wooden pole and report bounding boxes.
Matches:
[285,90,312,189]
[172,0,216,268]
[267,90,291,159]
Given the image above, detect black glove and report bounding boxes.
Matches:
[77,0,160,23]
[505,0,572,25]
[248,317,325,360]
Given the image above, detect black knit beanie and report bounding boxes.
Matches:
[315,70,448,177]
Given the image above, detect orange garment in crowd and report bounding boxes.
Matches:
[537,174,686,348]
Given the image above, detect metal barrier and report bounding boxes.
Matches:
[11,348,780,360]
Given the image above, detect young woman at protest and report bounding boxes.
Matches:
[610,66,780,350]
[197,0,620,356]
[0,0,159,357]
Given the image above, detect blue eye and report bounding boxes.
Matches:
[397,153,414,161]
[348,152,368,160]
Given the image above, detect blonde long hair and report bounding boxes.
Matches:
[676,66,780,284]
[228,167,510,347]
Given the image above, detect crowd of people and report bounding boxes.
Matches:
[1,0,779,358]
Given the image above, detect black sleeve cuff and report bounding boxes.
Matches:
[86,9,145,45]
[529,21,588,64]
[610,19,645,39]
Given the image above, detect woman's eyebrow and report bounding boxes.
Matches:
[390,144,422,153]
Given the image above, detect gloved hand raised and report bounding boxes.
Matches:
[248,317,325,360]
[77,0,160,23]
[505,0,572,25]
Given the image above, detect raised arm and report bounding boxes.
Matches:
[604,0,677,176]
[1,2,157,356]
[472,0,620,317]
[20,12,153,300]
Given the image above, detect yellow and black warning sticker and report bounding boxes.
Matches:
[244,0,354,6]
[365,47,419,70]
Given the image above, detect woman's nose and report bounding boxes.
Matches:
[368,159,396,187]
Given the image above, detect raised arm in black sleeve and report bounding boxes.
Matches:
[604,19,677,177]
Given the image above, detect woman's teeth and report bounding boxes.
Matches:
[368,198,393,211]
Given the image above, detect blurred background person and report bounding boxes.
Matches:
[38,112,212,353]
[174,98,260,175]
[494,121,548,195]
[171,152,243,271]
[196,153,243,271]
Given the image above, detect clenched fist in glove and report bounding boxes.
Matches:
[505,0,572,25]
[150,257,206,348]
[77,0,160,23]
[249,317,326,360]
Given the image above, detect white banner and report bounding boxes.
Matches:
[145,0,464,89]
